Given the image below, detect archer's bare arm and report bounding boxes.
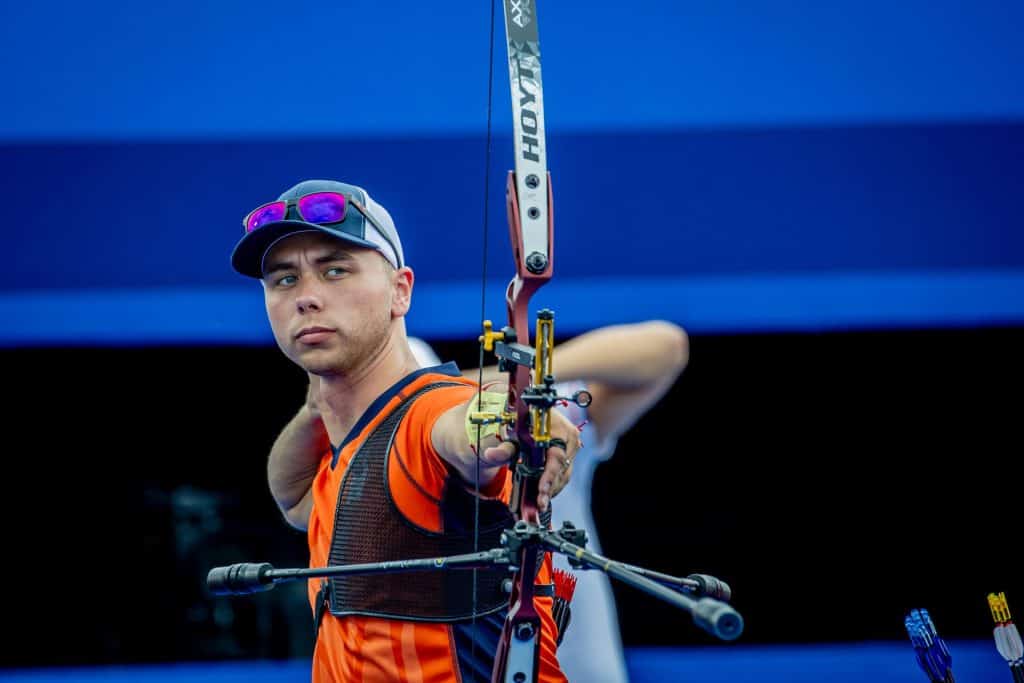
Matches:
[267,375,329,531]
[464,320,689,443]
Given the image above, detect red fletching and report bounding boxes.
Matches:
[553,568,577,602]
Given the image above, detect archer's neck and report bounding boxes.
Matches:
[317,330,420,445]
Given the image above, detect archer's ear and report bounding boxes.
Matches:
[391,266,414,318]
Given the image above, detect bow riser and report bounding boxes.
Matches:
[490,173,554,683]
[504,170,556,496]
[505,171,555,334]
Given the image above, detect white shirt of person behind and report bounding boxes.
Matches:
[409,338,629,683]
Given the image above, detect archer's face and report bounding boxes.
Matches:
[261,232,399,376]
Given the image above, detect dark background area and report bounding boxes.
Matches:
[3,324,1019,668]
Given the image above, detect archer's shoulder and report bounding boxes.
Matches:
[404,371,477,417]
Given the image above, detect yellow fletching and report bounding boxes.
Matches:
[989,592,1012,623]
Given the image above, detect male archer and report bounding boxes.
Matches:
[231,178,579,682]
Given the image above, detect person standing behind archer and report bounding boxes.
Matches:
[284,322,689,682]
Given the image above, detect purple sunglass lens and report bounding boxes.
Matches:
[297,192,347,224]
[246,202,287,232]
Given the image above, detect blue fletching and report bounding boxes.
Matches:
[906,608,954,683]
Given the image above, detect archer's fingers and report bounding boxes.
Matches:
[550,456,573,499]
[538,442,570,511]
[305,373,324,418]
[542,422,582,508]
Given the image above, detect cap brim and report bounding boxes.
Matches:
[230,220,381,278]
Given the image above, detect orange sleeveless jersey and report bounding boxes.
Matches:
[306,368,567,683]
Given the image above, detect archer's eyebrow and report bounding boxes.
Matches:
[262,250,356,277]
[315,250,355,265]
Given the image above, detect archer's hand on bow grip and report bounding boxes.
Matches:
[480,409,581,511]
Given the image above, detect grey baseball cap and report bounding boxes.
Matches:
[231,179,405,278]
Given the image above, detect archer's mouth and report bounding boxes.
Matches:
[295,326,335,343]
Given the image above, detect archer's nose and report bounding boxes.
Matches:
[296,295,322,314]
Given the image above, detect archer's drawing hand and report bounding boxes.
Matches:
[305,372,324,420]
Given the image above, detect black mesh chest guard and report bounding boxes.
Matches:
[327,382,514,621]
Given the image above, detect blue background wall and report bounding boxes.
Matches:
[2,0,1022,345]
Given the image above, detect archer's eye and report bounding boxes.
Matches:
[325,266,349,278]
[275,274,298,287]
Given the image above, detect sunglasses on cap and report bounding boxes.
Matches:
[243,191,381,234]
